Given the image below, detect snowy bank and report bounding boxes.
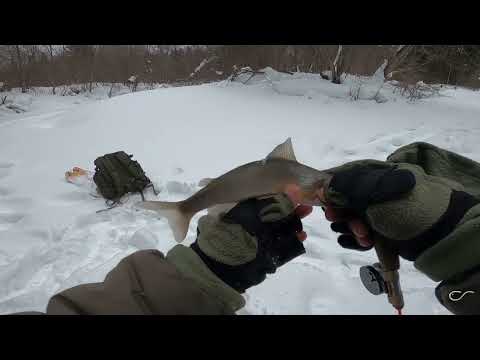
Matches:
[1,71,480,315]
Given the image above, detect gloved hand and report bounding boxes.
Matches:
[321,159,479,263]
[317,156,480,314]
[190,193,312,293]
[322,160,416,253]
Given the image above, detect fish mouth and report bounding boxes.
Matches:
[310,174,334,206]
[299,191,326,207]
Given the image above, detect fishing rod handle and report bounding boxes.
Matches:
[373,235,405,311]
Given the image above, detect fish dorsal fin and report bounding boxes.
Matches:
[265,137,297,162]
[198,178,214,187]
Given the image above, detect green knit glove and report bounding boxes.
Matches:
[324,159,480,278]
[190,193,306,293]
[195,194,296,266]
[166,194,305,313]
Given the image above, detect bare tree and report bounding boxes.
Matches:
[331,45,344,84]
[382,45,415,80]
[10,45,28,92]
[88,45,99,92]
[0,45,478,91]
[43,45,57,94]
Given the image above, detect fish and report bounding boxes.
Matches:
[136,138,334,243]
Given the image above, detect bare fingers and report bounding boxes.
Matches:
[295,206,312,242]
[283,185,312,242]
[297,231,307,242]
[317,187,373,248]
[348,218,373,247]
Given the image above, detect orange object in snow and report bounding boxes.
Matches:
[65,167,89,183]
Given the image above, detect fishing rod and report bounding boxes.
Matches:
[318,176,405,315]
[359,234,404,315]
[309,188,405,313]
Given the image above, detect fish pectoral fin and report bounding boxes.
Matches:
[265,137,297,162]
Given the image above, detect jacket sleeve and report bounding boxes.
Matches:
[388,142,480,314]
[46,249,233,315]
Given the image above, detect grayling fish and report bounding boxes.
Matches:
[137,138,334,243]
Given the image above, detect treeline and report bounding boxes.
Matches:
[1,45,479,93]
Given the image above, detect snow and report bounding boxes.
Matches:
[233,68,396,103]
[0,83,170,117]
[1,69,480,315]
[373,59,388,81]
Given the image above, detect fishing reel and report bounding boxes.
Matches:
[359,262,404,315]
[359,263,387,296]
[359,238,405,314]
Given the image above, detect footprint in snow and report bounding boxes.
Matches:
[375,143,394,154]
[28,229,51,241]
[1,197,33,210]
[0,187,13,196]
[166,180,196,195]
[56,191,95,202]
[390,136,405,147]
[367,133,387,143]
[342,148,357,156]
[123,228,159,250]
[0,169,11,180]
[0,196,30,232]
[338,253,372,268]
[0,162,14,169]
[75,212,111,228]
[0,212,25,231]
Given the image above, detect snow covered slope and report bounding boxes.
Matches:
[1,75,479,315]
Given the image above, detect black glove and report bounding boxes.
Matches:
[326,160,415,253]
[324,160,479,262]
[190,194,306,293]
[323,146,480,315]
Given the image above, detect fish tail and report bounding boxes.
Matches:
[137,201,193,243]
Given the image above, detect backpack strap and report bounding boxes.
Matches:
[96,201,121,213]
[95,193,131,213]
[145,182,160,196]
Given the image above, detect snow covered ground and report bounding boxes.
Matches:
[1,72,479,315]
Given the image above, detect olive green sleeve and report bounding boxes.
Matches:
[166,245,246,312]
[414,204,480,282]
